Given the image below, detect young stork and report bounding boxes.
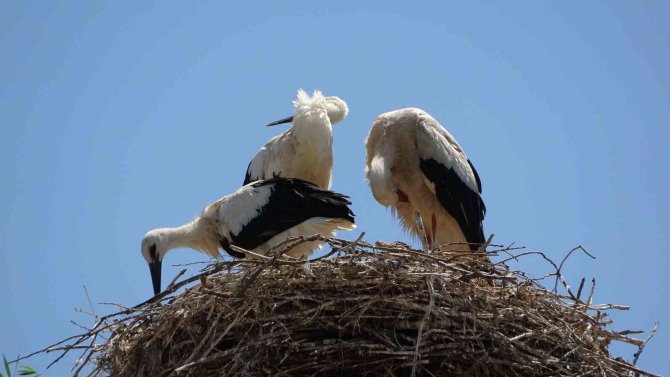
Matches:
[365,108,486,251]
[141,177,356,295]
[243,89,349,189]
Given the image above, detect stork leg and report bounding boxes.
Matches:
[415,210,431,252]
[431,213,437,251]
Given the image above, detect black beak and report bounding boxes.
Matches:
[149,260,162,295]
[266,115,294,127]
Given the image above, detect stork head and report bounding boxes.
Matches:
[266,90,348,127]
[324,96,349,125]
[141,229,169,296]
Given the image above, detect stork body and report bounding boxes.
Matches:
[244,89,349,189]
[365,108,485,251]
[141,177,356,294]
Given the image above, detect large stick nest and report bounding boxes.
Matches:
[41,235,658,376]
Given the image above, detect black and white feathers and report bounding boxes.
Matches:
[365,108,485,251]
[141,177,356,294]
[222,178,356,257]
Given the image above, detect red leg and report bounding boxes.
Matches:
[431,213,437,249]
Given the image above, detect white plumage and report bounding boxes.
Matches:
[365,108,486,251]
[244,89,349,189]
[141,177,356,295]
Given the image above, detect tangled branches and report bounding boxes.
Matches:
[20,235,659,376]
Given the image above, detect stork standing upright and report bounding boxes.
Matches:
[244,89,349,189]
[365,108,486,251]
[141,177,356,295]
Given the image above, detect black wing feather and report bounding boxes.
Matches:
[243,161,254,185]
[420,158,485,250]
[468,159,482,193]
[467,159,486,215]
[229,178,355,254]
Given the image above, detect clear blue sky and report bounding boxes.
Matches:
[1,1,668,375]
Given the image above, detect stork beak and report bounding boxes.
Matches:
[149,260,162,295]
[266,115,294,127]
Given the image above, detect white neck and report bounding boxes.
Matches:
[158,220,220,259]
[292,113,333,146]
[368,153,396,206]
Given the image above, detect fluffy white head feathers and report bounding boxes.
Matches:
[294,89,349,125]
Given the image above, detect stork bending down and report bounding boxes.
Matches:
[365,108,486,251]
[141,177,356,295]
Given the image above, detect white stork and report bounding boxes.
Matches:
[244,89,349,189]
[365,108,486,251]
[141,177,356,295]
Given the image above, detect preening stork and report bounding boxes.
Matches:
[244,89,349,189]
[365,108,486,251]
[141,177,356,295]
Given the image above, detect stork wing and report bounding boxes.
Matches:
[243,132,292,185]
[228,178,355,251]
[243,145,273,185]
[415,114,486,249]
[242,160,255,185]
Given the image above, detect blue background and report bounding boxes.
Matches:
[1,1,668,375]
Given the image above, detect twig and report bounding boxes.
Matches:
[165,269,188,292]
[575,278,586,302]
[632,322,659,369]
[477,233,495,252]
[585,278,596,312]
[83,286,97,321]
[553,245,595,292]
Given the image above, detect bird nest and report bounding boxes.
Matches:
[33,235,658,376]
